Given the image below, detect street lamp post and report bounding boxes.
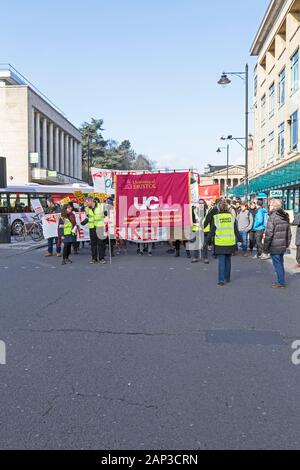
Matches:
[218,64,249,200]
[216,144,230,196]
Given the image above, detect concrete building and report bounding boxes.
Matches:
[0,65,82,185]
[200,164,245,195]
[237,0,300,212]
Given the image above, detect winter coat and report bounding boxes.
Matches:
[263,209,292,255]
[58,214,77,243]
[253,207,268,231]
[237,210,253,232]
[293,213,300,246]
[208,213,243,255]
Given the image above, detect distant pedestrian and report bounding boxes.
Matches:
[208,200,242,286]
[81,198,107,264]
[59,205,77,266]
[293,212,300,268]
[202,199,213,264]
[262,199,291,288]
[237,202,253,256]
[44,198,61,258]
[248,201,257,254]
[253,200,268,258]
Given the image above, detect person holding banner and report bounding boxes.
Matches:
[59,205,78,265]
[45,198,61,258]
[81,198,107,265]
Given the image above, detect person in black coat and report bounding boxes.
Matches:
[262,199,292,288]
[207,200,242,286]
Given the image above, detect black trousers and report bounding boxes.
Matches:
[90,228,106,261]
[249,231,256,252]
[202,233,210,260]
[63,242,72,260]
[297,246,300,264]
[255,230,264,257]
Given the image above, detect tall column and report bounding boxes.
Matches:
[74,142,78,179]
[73,140,76,178]
[35,112,41,166]
[69,137,74,177]
[42,117,48,169]
[60,131,65,174]
[77,143,82,180]
[29,107,35,153]
[65,135,70,176]
[55,127,60,172]
[49,122,54,170]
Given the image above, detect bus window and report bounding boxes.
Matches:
[36,194,49,210]
[0,194,8,213]
[9,194,30,213]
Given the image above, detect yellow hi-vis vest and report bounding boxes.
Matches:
[88,204,105,229]
[213,213,236,247]
[63,218,73,236]
[192,207,200,232]
[203,209,211,233]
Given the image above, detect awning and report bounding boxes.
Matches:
[230,159,300,197]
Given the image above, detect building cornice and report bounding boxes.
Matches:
[250,0,287,56]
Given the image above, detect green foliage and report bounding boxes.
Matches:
[80,118,153,181]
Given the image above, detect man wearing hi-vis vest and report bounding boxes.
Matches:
[207,200,242,286]
[82,198,107,264]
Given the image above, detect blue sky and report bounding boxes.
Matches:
[1,0,269,170]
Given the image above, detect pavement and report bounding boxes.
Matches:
[0,243,300,450]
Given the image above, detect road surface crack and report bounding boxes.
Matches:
[40,390,158,419]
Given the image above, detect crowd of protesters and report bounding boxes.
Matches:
[193,196,296,288]
[43,194,300,289]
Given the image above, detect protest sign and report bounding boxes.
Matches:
[31,199,44,216]
[116,172,191,229]
[91,168,115,195]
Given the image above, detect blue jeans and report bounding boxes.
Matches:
[218,254,231,283]
[271,254,285,286]
[48,237,61,255]
[239,231,248,251]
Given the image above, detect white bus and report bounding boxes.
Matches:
[0,183,94,231]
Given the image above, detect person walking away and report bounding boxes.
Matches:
[204,199,220,260]
[262,199,291,288]
[188,202,202,263]
[253,200,268,259]
[293,212,300,268]
[208,200,242,286]
[248,201,257,254]
[81,198,107,264]
[59,205,77,265]
[201,199,212,264]
[44,198,61,258]
[237,202,253,257]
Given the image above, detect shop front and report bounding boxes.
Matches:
[230,159,300,214]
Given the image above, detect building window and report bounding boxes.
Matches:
[269,83,275,117]
[268,131,275,163]
[291,50,299,94]
[278,122,285,159]
[291,110,298,150]
[254,75,258,98]
[260,139,266,167]
[279,68,285,106]
[261,95,266,125]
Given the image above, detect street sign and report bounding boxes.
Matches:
[30,153,39,164]
[270,190,283,198]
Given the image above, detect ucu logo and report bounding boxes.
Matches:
[134,197,160,211]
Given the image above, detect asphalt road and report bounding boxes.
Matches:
[0,243,300,450]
